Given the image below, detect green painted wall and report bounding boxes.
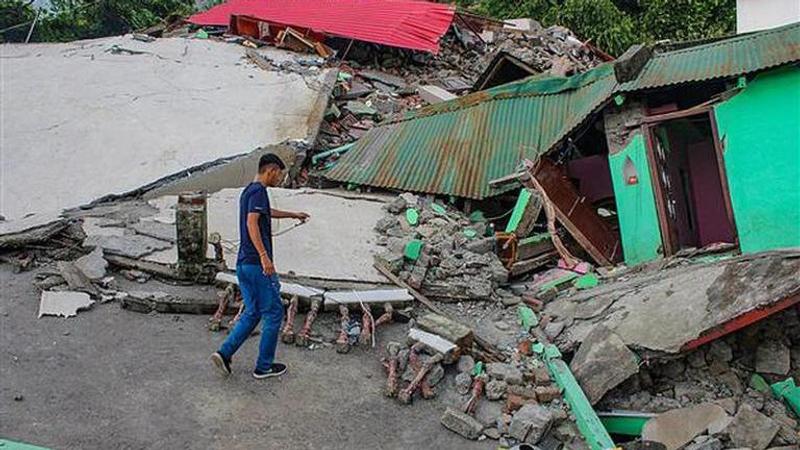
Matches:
[715,67,800,254]
[609,134,663,265]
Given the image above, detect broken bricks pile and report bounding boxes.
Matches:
[400,307,588,447]
[597,307,800,449]
[312,22,603,154]
[374,194,509,302]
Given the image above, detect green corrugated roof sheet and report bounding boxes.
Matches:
[324,64,618,200]
[323,22,800,200]
[620,21,800,91]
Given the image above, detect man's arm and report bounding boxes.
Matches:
[271,208,309,222]
[246,212,275,275]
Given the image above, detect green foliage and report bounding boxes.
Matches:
[0,0,37,42]
[459,0,736,56]
[1,0,196,43]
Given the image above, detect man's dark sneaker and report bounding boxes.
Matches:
[211,352,231,377]
[253,363,287,379]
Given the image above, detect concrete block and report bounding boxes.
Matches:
[440,407,484,440]
[726,403,780,450]
[508,404,553,444]
[417,313,473,350]
[418,85,457,105]
[407,328,458,363]
[324,289,413,311]
[486,362,523,385]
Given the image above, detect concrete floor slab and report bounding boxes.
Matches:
[548,251,800,354]
[1,36,330,220]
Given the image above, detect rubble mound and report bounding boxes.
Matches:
[374,194,508,302]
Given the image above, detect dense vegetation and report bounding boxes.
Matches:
[462,0,737,55]
[3,0,737,54]
[0,0,196,42]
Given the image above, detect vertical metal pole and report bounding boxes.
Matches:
[25,9,40,43]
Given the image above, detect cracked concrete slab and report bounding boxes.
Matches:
[547,251,800,354]
[1,35,331,220]
[38,291,95,318]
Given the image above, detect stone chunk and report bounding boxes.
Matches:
[416,313,473,350]
[38,291,94,318]
[642,403,728,450]
[706,340,733,363]
[756,340,791,375]
[486,379,507,401]
[74,247,108,280]
[486,363,523,385]
[570,325,639,404]
[685,438,723,450]
[726,403,780,450]
[457,355,475,374]
[440,407,484,440]
[508,404,553,444]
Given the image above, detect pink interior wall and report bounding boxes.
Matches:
[687,140,737,245]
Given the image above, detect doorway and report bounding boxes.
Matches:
[645,112,738,255]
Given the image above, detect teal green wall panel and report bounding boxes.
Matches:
[609,134,663,265]
[715,67,800,254]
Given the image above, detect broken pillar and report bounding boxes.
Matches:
[176,192,207,278]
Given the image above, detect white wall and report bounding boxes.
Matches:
[737,0,800,33]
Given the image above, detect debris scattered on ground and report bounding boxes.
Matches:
[38,291,95,318]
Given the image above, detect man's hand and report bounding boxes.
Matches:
[260,254,275,275]
[293,212,310,223]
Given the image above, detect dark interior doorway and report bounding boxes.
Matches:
[647,113,738,253]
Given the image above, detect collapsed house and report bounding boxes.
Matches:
[3,8,800,449]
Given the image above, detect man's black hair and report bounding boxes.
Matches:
[258,153,286,172]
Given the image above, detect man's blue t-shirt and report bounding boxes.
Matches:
[237,182,273,266]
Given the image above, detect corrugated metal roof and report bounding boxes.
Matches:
[188,0,455,53]
[620,21,800,91]
[323,23,800,200]
[324,64,618,200]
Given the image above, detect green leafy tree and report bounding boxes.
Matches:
[0,0,37,42]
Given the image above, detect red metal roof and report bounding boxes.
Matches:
[188,0,456,53]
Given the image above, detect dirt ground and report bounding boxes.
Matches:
[0,265,488,450]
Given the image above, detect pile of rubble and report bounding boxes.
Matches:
[373,194,509,302]
[599,307,800,449]
[312,22,604,154]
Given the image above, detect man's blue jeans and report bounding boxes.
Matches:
[218,264,283,372]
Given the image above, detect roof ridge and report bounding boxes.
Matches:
[653,21,800,58]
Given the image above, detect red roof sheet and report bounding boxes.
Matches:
[188,0,456,53]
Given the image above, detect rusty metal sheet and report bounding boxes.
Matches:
[324,64,619,200]
[620,21,800,91]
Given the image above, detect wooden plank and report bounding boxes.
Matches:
[531,159,621,266]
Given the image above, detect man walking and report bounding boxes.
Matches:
[211,154,309,379]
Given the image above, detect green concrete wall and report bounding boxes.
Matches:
[609,133,663,265]
[715,67,800,254]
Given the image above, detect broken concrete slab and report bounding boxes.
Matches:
[407,328,458,363]
[215,271,325,300]
[440,407,484,440]
[323,289,413,311]
[74,248,108,281]
[130,221,177,243]
[38,291,94,318]
[0,212,68,249]
[418,85,457,104]
[416,313,474,350]
[642,403,728,450]
[120,290,222,314]
[56,261,99,296]
[1,36,331,220]
[84,234,173,259]
[570,325,640,404]
[546,252,800,355]
[756,340,792,375]
[726,403,781,450]
[193,188,391,283]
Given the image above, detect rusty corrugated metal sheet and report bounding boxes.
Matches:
[620,21,800,91]
[324,64,618,200]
